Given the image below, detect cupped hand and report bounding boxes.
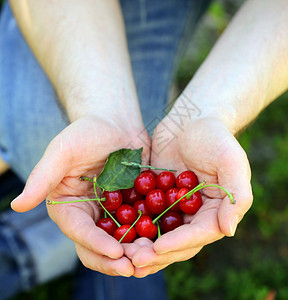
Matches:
[125,116,253,277]
[11,115,150,277]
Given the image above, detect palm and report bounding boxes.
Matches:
[152,116,253,240]
[47,116,148,211]
[14,116,151,276]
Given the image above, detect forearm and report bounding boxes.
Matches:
[10,0,140,123]
[177,0,288,134]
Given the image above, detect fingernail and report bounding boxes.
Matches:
[136,263,152,268]
[115,271,130,277]
[10,194,21,209]
[105,254,118,259]
[155,251,168,255]
[229,215,239,236]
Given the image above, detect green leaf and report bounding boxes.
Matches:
[96,148,143,191]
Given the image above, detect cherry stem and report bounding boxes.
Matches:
[157,222,161,238]
[152,181,235,224]
[152,181,205,224]
[121,161,177,172]
[118,210,142,243]
[92,178,121,228]
[80,176,94,183]
[201,184,235,204]
[47,175,121,227]
[47,198,105,205]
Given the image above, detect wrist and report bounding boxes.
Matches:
[165,92,237,135]
[170,71,265,136]
[56,76,143,127]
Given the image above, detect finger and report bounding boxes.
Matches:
[132,245,203,268]
[123,237,153,260]
[11,135,71,212]
[75,243,134,277]
[123,243,139,260]
[216,144,253,236]
[48,204,124,259]
[133,264,169,278]
[154,205,224,254]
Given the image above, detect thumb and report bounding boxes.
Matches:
[217,146,253,237]
[11,136,71,212]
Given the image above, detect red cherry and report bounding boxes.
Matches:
[176,188,190,201]
[176,170,198,190]
[179,191,203,215]
[134,173,156,195]
[156,171,176,191]
[102,190,123,212]
[145,189,166,214]
[116,204,138,225]
[135,216,157,239]
[161,211,183,233]
[133,199,153,218]
[113,225,136,243]
[165,187,180,212]
[121,187,143,205]
[96,217,118,236]
[109,210,117,220]
[141,169,157,180]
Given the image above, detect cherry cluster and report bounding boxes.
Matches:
[96,170,202,243]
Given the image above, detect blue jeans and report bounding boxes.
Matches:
[0,0,211,299]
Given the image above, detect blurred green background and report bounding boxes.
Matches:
[1,0,288,299]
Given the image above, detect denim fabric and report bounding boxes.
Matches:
[122,0,212,133]
[73,267,167,300]
[0,235,21,300]
[0,0,211,299]
[0,2,78,297]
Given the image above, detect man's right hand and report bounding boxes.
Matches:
[11,115,150,277]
